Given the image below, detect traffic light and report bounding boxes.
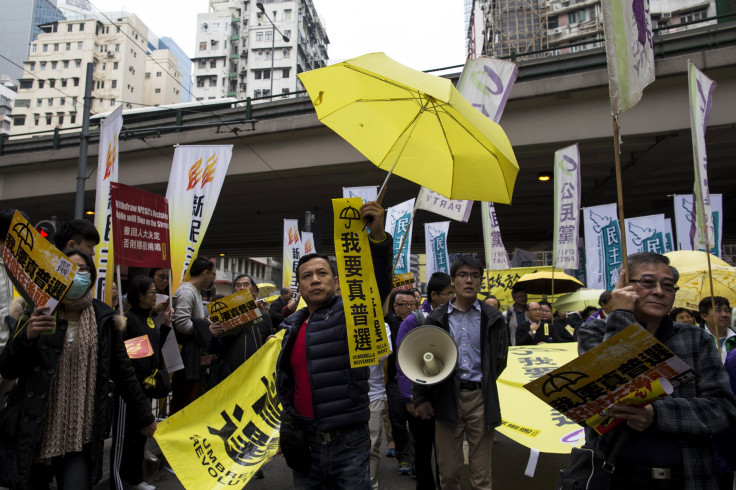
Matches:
[35,219,56,242]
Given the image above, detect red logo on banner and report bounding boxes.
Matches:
[185,153,217,191]
[201,154,217,187]
[288,227,299,246]
[103,136,117,180]
[186,158,202,191]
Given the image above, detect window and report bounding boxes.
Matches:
[66,42,71,51]
[13,99,30,108]
[47,98,53,106]
[197,77,205,87]
[210,59,217,68]
[209,77,217,87]
[20,79,33,89]
[263,69,270,79]
[211,40,218,48]
[75,60,81,68]
[28,62,35,71]
[282,68,290,78]
[72,96,77,106]
[13,116,25,126]
[79,22,84,31]
[112,80,117,88]
[282,88,289,96]
[254,89,261,97]
[49,79,56,88]
[38,80,44,88]
[265,31,272,41]
[46,115,52,125]
[78,41,83,49]
[36,99,43,107]
[73,78,79,86]
[70,114,76,124]
[116,26,120,33]
[284,9,292,20]
[579,9,586,22]
[40,62,46,70]
[110,99,115,106]
[569,11,577,23]
[32,44,37,53]
[155,88,161,93]
[67,24,73,32]
[113,62,118,69]
[102,63,106,70]
[34,114,39,125]
[256,32,263,41]
[63,60,69,69]
[115,44,120,52]
[198,60,206,68]
[61,78,67,87]
[263,89,270,96]
[681,9,708,23]
[200,42,207,51]
[284,29,291,39]
[254,70,262,79]
[51,61,57,69]
[54,43,59,51]
[58,115,64,125]
[155,71,161,77]
[60,97,65,105]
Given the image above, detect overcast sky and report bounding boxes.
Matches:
[89,0,466,71]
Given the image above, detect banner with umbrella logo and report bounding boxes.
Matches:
[93,105,122,305]
[282,219,302,298]
[425,221,450,277]
[688,62,717,253]
[166,145,232,291]
[582,204,622,290]
[385,199,415,274]
[206,288,264,336]
[624,214,667,254]
[673,194,722,255]
[553,144,581,270]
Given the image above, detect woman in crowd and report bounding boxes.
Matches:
[669,307,697,325]
[0,249,156,490]
[110,275,172,490]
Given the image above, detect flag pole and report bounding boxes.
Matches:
[612,115,630,284]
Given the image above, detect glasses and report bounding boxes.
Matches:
[394,302,414,307]
[629,278,679,293]
[454,272,481,280]
[155,274,168,280]
[145,290,157,296]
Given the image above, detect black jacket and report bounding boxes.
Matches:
[208,314,273,387]
[412,300,508,430]
[124,305,171,384]
[0,299,155,489]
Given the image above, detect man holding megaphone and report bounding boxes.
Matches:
[410,256,509,490]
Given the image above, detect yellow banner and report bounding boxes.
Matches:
[332,198,391,368]
[482,266,562,308]
[207,288,264,334]
[524,325,697,424]
[155,331,285,489]
[392,272,415,292]
[498,344,584,453]
[2,211,78,313]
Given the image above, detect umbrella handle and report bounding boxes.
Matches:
[362,185,388,227]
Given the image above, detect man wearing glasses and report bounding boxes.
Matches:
[413,256,508,490]
[578,252,736,490]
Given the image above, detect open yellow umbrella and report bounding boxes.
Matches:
[298,52,519,203]
[664,250,730,270]
[553,289,606,312]
[256,282,277,298]
[671,265,736,310]
[513,271,584,295]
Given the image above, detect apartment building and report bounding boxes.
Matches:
[191,0,328,101]
[0,77,18,135]
[10,14,188,136]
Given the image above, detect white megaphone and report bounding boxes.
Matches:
[397,326,458,385]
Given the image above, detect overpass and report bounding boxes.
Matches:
[1,21,735,259]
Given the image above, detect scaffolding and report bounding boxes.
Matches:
[476,0,549,60]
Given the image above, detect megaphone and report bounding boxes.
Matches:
[397,326,458,385]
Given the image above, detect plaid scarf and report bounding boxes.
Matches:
[36,291,98,461]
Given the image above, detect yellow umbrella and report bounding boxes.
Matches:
[256,282,277,298]
[553,289,606,312]
[514,271,584,295]
[671,265,736,310]
[664,250,730,270]
[298,52,519,203]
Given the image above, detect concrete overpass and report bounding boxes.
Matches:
[1,22,735,259]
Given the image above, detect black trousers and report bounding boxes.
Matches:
[386,379,414,466]
[110,396,147,489]
[408,412,438,490]
[28,445,92,490]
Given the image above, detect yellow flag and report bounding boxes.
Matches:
[332,198,391,368]
[154,331,285,489]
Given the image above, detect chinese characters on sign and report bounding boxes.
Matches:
[110,182,171,269]
[385,199,415,275]
[2,211,77,312]
[425,222,450,276]
[207,288,265,335]
[282,219,302,299]
[392,272,416,293]
[553,144,581,269]
[583,204,622,290]
[333,198,391,368]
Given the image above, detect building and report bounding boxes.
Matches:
[9,14,190,136]
[0,0,64,82]
[191,0,329,101]
[0,77,18,135]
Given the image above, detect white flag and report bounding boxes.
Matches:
[425,222,451,277]
[416,187,473,223]
[342,186,378,204]
[582,204,622,290]
[624,214,667,254]
[553,144,581,269]
[481,202,509,270]
[673,194,722,255]
[385,199,415,274]
[282,219,302,297]
[166,145,232,291]
[93,105,123,304]
[301,231,316,255]
[688,62,717,251]
[601,0,655,114]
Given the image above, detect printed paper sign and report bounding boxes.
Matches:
[524,325,697,424]
[125,335,154,359]
[333,198,391,367]
[2,211,78,313]
[482,266,562,308]
[111,182,171,269]
[206,288,264,335]
[392,272,416,292]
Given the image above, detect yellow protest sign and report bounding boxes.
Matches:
[332,198,391,368]
[155,331,285,489]
[524,325,697,425]
[207,288,264,334]
[498,344,585,453]
[392,272,415,292]
[482,266,563,308]
[2,211,78,312]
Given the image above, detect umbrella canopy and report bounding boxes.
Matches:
[664,250,730,271]
[298,52,519,203]
[514,271,584,295]
[257,283,277,298]
[553,289,607,312]
[671,265,736,310]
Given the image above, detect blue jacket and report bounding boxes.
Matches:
[276,233,393,433]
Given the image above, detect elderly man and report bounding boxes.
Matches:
[504,287,529,346]
[515,301,543,345]
[276,201,393,489]
[578,252,736,490]
[413,256,508,490]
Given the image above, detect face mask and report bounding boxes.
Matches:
[67,271,92,300]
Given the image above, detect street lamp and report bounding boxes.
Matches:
[256,2,290,98]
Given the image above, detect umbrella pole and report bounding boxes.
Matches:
[703,229,718,338]
[392,208,417,274]
[612,115,630,284]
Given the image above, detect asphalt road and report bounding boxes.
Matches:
[92,431,570,490]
